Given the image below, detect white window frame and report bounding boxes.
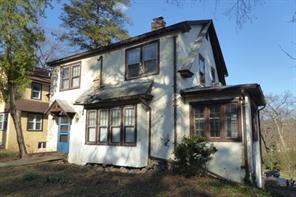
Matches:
[31,82,42,100]
[27,113,43,131]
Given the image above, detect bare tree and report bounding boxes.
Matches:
[261,92,296,178]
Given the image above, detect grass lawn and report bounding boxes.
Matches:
[0,162,271,197]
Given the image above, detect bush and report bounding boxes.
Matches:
[173,135,217,177]
[22,171,42,182]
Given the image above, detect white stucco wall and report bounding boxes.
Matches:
[67,104,148,167]
[208,142,245,182]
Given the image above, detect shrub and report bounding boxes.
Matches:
[22,171,42,182]
[173,135,217,177]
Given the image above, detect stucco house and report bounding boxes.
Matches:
[0,67,50,153]
[46,18,265,187]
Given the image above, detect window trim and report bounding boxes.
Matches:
[60,62,81,91]
[190,101,242,142]
[31,82,42,100]
[27,113,43,132]
[85,105,137,146]
[125,40,160,80]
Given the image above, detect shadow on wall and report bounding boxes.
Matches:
[209,145,244,182]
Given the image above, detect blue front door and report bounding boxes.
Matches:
[57,116,71,154]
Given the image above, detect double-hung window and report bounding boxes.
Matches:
[60,62,81,90]
[31,82,42,100]
[27,113,43,131]
[86,106,136,145]
[0,113,7,130]
[191,102,241,141]
[126,41,159,79]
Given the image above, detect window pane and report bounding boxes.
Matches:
[144,60,157,74]
[88,127,96,142]
[72,77,80,88]
[199,55,205,74]
[225,104,238,138]
[128,64,140,78]
[60,116,69,124]
[62,79,69,89]
[60,134,68,142]
[127,48,140,65]
[32,83,41,99]
[61,67,69,79]
[88,111,97,127]
[100,110,108,126]
[35,123,41,130]
[60,125,69,132]
[0,114,3,130]
[72,65,80,77]
[111,127,121,143]
[194,107,205,136]
[125,127,135,143]
[111,109,121,126]
[28,114,34,122]
[209,106,220,137]
[36,114,42,122]
[28,122,34,130]
[143,43,157,61]
[99,128,108,143]
[125,107,135,126]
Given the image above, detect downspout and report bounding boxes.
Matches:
[258,104,266,187]
[241,92,251,184]
[97,56,103,87]
[173,35,177,152]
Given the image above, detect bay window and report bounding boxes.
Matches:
[86,105,137,145]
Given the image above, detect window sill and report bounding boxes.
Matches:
[208,137,242,142]
[85,142,137,147]
[59,87,80,92]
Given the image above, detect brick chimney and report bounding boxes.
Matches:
[151,17,166,31]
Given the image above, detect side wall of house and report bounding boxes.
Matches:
[5,112,48,153]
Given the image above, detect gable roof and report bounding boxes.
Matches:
[45,99,76,116]
[46,20,228,84]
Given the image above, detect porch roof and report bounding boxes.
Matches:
[75,80,153,107]
[45,100,76,116]
[180,84,266,106]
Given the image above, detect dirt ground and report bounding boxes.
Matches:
[0,161,271,197]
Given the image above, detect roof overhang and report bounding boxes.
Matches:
[75,80,154,108]
[180,84,265,106]
[15,99,48,114]
[45,100,76,118]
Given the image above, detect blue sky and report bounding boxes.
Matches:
[45,0,296,95]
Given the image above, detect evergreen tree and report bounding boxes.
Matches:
[0,0,50,158]
[60,0,130,50]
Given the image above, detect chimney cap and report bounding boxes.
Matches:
[153,16,164,21]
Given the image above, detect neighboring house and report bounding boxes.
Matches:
[46,18,265,187]
[0,68,50,153]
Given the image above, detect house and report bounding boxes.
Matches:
[46,18,265,187]
[0,67,50,153]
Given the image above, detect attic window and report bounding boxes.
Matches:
[31,82,42,100]
[211,67,216,83]
[126,41,159,80]
[199,54,205,86]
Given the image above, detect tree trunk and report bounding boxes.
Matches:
[8,82,27,158]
